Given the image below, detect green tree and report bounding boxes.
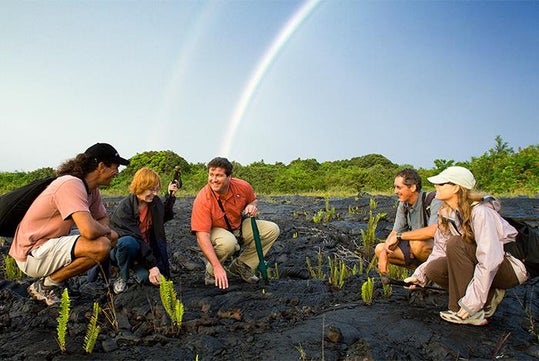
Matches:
[1,138,537,196]
[349,154,396,169]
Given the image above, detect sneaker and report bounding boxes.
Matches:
[204,271,215,286]
[229,259,259,284]
[439,309,488,326]
[27,278,62,306]
[113,278,127,294]
[484,289,506,318]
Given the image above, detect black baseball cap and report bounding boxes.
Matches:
[85,143,130,166]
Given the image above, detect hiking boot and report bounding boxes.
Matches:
[484,289,506,318]
[204,271,215,286]
[113,278,127,294]
[439,309,488,326]
[27,278,62,306]
[229,259,259,284]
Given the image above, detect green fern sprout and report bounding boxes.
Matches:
[296,343,308,361]
[305,251,325,280]
[159,276,184,330]
[312,210,323,223]
[387,263,411,280]
[269,262,280,279]
[2,254,23,279]
[312,198,336,223]
[359,198,386,256]
[365,256,378,274]
[160,276,173,316]
[83,302,101,353]
[357,257,364,274]
[97,262,119,332]
[327,255,347,289]
[173,298,185,328]
[361,277,374,305]
[56,288,70,353]
[382,282,392,298]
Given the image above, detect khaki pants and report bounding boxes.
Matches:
[207,219,280,274]
[424,235,519,312]
[17,235,79,278]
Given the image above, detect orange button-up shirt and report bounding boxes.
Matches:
[191,178,256,233]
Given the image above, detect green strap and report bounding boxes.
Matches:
[251,217,268,281]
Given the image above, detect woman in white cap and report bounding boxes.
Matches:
[404,166,528,325]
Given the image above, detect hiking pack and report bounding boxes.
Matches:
[503,216,539,279]
[0,177,56,237]
[471,197,538,279]
[403,190,437,228]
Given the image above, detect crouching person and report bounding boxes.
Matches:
[191,157,280,290]
[375,168,441,274]
[109,167,178,294]
[405,166,528,325]
[9,143,128,306]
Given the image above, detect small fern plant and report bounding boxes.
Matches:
[56,288,70,353]
[159,276,185,331]
[83,302,101,353]
[361,277,375,305]
[359,198,386,257]
[305,250,325,280]
[2,254,23,279]
[328,255,356,289]
[312,198,336,223]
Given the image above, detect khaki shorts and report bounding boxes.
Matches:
[17,235,79,278]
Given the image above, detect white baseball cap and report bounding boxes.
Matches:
[427,166,476,190]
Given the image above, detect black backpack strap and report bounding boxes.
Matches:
[422,191,436,227]
[210,189,234,232]
[402,191,436,229]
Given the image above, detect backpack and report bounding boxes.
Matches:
[475,196,539,279]
[0,177,56,237]
[404,191,437,228]
[503,217,539,279]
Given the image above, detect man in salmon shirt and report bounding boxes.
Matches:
[9,143,129,306]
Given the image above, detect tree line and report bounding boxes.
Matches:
[1,137,537,197]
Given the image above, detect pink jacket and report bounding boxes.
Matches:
[412,199,526,313]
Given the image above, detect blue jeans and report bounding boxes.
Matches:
[110,236,150,284]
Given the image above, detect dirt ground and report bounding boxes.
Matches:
[1,194,538,361]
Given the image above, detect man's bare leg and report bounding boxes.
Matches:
[409,240,433,263]
[377,249,389,275]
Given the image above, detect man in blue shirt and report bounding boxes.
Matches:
[375,168,441,275]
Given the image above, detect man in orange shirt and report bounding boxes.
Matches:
[191,157,280,289]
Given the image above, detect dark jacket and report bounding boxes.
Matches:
[110,192,175,277]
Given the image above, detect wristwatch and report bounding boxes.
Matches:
[396,232,403,241]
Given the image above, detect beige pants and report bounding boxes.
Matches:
[17,235,79,278]
[206,219,280,274]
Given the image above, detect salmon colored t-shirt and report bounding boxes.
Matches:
[9,175,107,262]
[191,178,256,233]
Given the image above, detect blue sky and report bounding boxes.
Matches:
[1,0,537,172]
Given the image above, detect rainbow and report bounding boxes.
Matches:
[219,0,322,157]
[154,2,219,125]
